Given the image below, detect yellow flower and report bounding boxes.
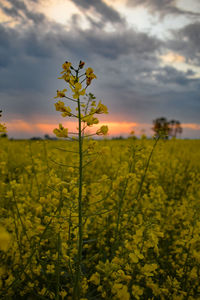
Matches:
[95,101,108,114]
[46,264,55,273]
[53,124,68,138]
[71,82,86,99]
[58,70,70,82]
[96,125,108,136]
[132,285,143,299]
[129,253,139,263]
[82,115,99,126]
[112,284,130,300]
[85,68,97,85]
[0,226,11,251]
[0,123,6,133]
[86,67,97,79]
[60,61,71,73]
[69,75,77,86]
[90,272,100,285]
[60,290,67,299]
[54,101,72,117]
[141,263,158,277]
[54,89,67,98]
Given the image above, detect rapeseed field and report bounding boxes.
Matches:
[1,61,200,299]
[1,138,200,299]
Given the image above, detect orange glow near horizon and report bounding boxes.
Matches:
[7,120,33,133]
[182,123,200,130]
[6,119,145,137]
[6,119,200,138]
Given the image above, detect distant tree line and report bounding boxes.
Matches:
[29,134,58,140]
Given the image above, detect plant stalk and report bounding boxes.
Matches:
[73,85,83,299]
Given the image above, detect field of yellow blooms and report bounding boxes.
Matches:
[0,138,200,299]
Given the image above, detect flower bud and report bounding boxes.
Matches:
[79,60,85,69]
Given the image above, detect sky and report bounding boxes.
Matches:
[0,0,200,138]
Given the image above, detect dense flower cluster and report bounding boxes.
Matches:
[53,60,108,140]
[0,138,200,299]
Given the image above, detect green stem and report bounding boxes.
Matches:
[114,161,133,253]
[135,136,160,203]
[73,71,83,299]
[55,232,61,300]
[28,141,41,199]
[56,190,62,300]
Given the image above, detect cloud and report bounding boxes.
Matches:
[168,22,200,66]
[160,52,185,63]
[152,66,197,85]
[0,11,162,93]
[126,0,200,17]
[70,0,124,24]
[72,27,162,59]
[0,0,199,138]
[0,0,45,24]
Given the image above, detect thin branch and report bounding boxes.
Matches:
[64,96,77,102]
[55,147,79,154]
[49,158,79,168]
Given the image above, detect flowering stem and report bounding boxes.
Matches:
[73,73,83,300]
[135,136,160,203]
[55,190,62,300]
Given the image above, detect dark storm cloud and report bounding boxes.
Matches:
[78,28,162,59]
[59,26,162,60]
[0,11,162,70]
[153,66,197,85]
[0,24,20,67]
[0,0,45,24]
[100,79,200,124]
[0,0,199,137]
[0,23,56,70]
[70,0,124,24]
[0,20,163,112]
[0,15,199,124]
[155,89,200,123]
[126,0,200,17]
[0,13,166,122]
[168,22,200,66]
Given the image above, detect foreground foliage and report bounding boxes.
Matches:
[0,138,200,299]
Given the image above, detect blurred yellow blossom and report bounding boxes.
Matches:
[60,61,71,73]
[53,123,68,138]
[70,82,86,99]
[0,123,6,133]
[96,101,108,114]
[54,101,72,117]
[96,125,108,135]
[54,89,67,98]
[90,272,100,285]
[0,226,11,251]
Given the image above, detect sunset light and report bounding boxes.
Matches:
[0,0,199,138]
[1,1,200,297]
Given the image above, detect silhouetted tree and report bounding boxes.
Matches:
[30,137,42,140]
[44,134,58,140]
[169,120,182,138]
[153,117,183,139]
[44,134,52,140]
[152,117,170,139]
